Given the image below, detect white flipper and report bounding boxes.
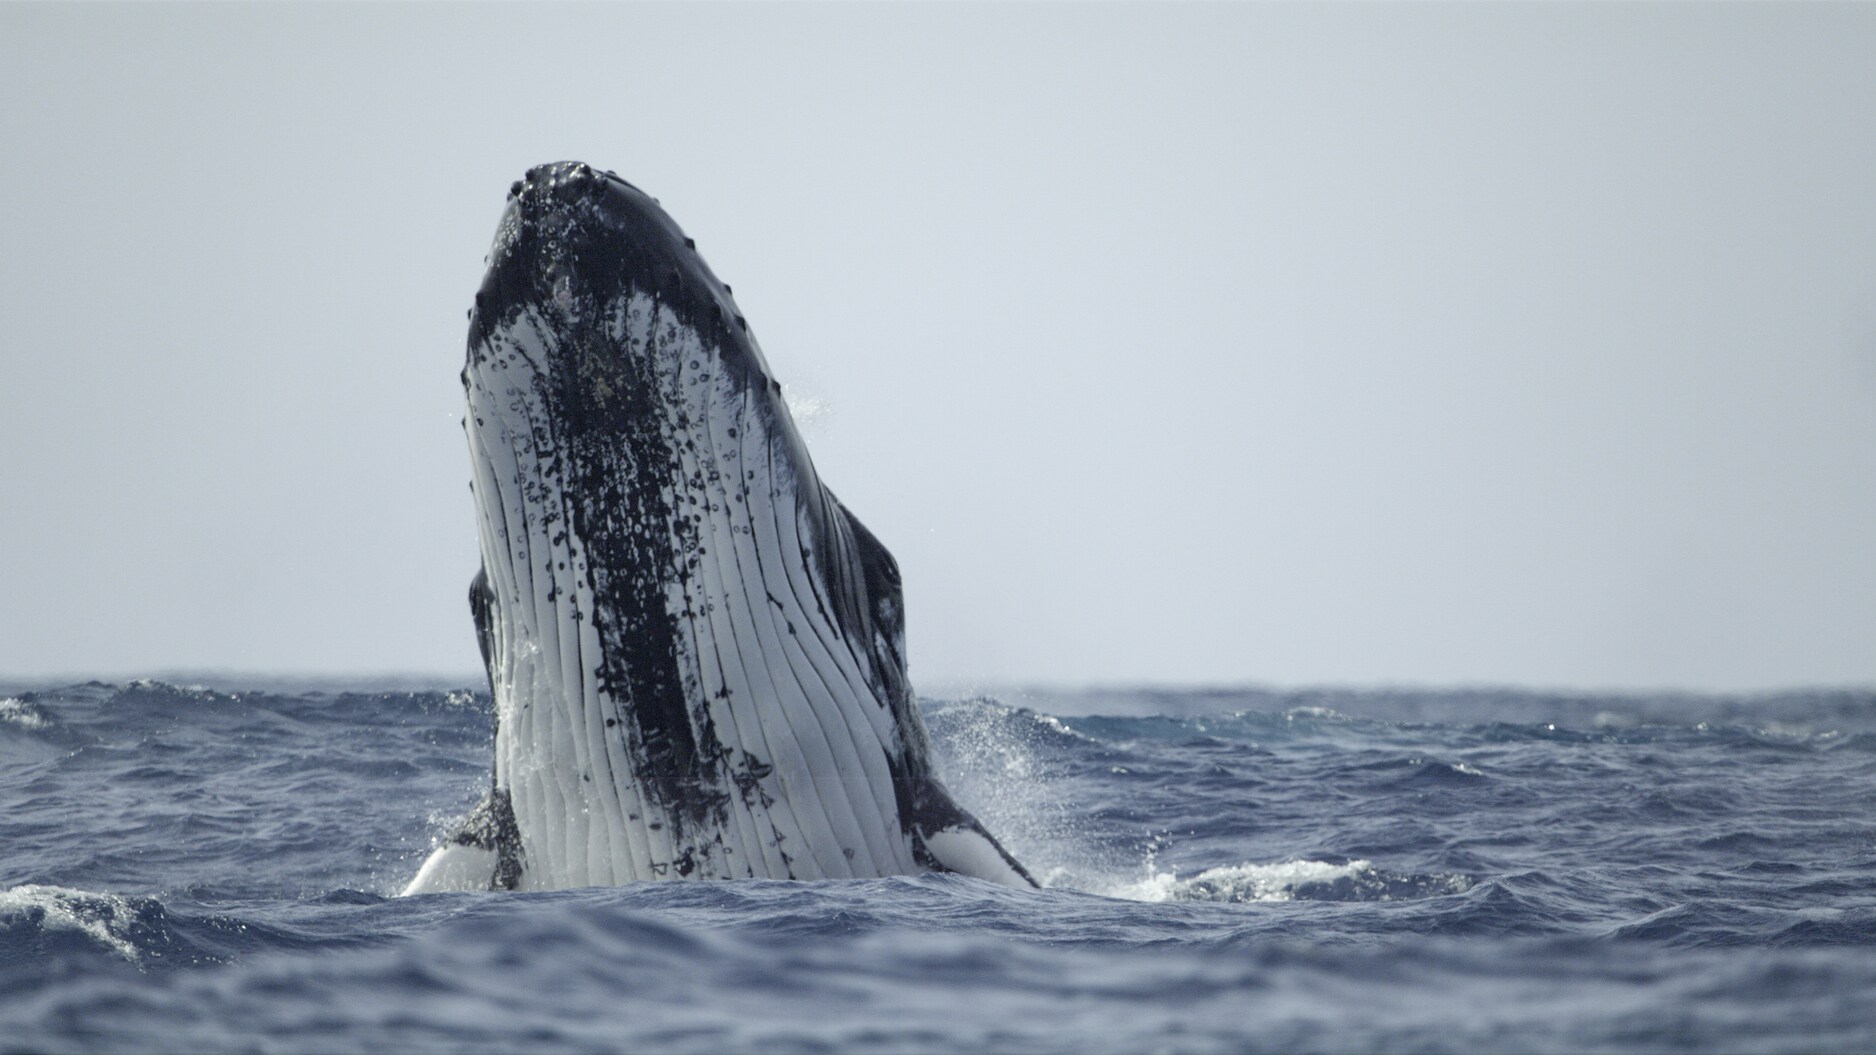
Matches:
[923,827,1035,889]
[401,843,498,896]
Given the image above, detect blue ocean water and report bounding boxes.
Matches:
[2,679,1872,1053]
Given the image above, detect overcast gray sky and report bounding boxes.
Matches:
[2,3,1873,691]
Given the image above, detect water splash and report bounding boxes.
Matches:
[922,699,1113,890]
[781,385,829,433]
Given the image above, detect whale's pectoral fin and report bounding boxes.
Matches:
[841,508,905,665]
[402,572,525,897]
[833,505,1038,890]
[826,501,915,705]
[911,778,1040,889]
[470,566,498,694]
[400,786,526,896]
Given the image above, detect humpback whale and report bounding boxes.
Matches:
[404,162,1035,894]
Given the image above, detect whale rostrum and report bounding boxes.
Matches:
[403,162,1035,893]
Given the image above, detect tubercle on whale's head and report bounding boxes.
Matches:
[465,161,773,386]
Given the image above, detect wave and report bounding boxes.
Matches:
[0,884,147,963]
[0,696,50,730]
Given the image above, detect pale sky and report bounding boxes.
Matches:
[2,3,1873,691]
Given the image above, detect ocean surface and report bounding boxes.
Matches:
[2,678,1872,1053]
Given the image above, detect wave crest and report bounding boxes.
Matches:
[0,884,147,963]
[1114,859,1475,904]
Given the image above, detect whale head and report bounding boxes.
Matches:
[439,162,1032,891]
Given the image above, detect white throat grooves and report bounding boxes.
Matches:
[465,289,922,887]
[676,316,877,879]
[468,307,668,888]
[649,291,899,880]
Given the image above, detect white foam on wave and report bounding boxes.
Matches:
[0,697,48,730]
[1105,858,1379,903]
[0,885,142,963]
